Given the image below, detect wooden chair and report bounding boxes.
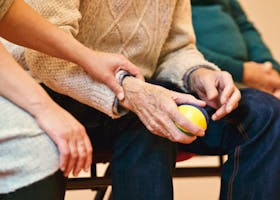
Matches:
[66,152,224,200]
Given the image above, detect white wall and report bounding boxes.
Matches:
[239,0,280,61]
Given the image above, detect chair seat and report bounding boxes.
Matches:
[176,152,196,162]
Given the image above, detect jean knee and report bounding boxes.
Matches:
[236,89,280,139]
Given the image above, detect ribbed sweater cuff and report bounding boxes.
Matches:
[112,70,131,116]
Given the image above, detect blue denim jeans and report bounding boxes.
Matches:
[179,88,280,200]
[44,84,280,200]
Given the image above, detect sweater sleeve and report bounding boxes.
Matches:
[154,0,220,92]
[0,0,14,20]
[24,0,120,119]
[229,0,280,72]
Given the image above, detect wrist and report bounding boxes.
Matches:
[112,72,134,116]
[27,95,57,119]
[118,76,139,109]
[183,67,215,92]
[72,46,95,70]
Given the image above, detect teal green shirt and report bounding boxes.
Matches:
[191,0,280,82]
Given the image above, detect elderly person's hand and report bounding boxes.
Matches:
[119,77,207,144]
[189,68,241,121]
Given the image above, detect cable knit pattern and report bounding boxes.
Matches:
[23,0,219,118]
[0,0,14,20]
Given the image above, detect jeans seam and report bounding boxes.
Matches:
[237,123,250,141]
[227,146,240,200]
[224,118,250,141]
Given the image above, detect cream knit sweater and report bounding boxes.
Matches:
[25,0,219,118]
[0,0,13,20]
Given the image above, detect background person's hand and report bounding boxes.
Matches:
[189,68,241,121]
[81,51,144,100]
[119,77,207,144]
[33,101,92,177]
[273,89,280,99]
[243,61,280,98]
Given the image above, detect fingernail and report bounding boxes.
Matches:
[117,93,124,100]
[60,164,65,171]
[264,61,272,66]
[198,130,205,136]
[212,115,217,121]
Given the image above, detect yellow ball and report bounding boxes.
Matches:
[176,104,208,134]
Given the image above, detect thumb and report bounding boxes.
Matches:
[106,78,125,100]
[173,91,206,107]
[263,61,273,72]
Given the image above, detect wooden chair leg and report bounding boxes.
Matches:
[66,164,111,190]
[94,165,111,200]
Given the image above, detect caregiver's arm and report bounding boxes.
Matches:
[0,0,143,100]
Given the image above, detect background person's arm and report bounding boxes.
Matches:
[229,0,280,96]
[195,45,280,98]
[229,0,280,72]
[0,0,142,101]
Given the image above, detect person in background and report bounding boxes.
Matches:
[191,0,280,98]
[5,0,280,199]
[0,0,142,199]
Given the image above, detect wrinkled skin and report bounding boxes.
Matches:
[120,68,241,144]
[189,68,241,121]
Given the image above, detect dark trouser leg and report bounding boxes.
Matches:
[179,89,280,200]
[111,113,177,200]
[1,171,66,200]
